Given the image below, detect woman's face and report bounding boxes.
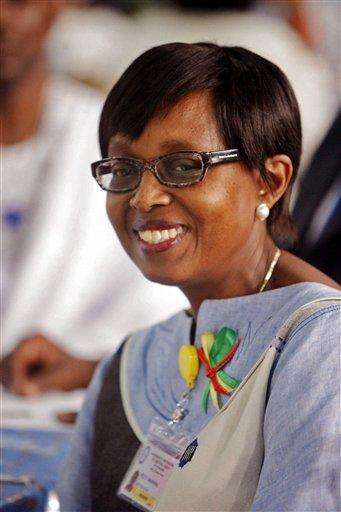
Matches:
[106,91,263,288]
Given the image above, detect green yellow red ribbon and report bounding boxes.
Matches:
[198,327,241,413]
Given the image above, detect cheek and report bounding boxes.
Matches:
[195,177,253,231]
[106,194,116,227]
[106,195,130,244]
[187,174,256,259]
[18,8,45,40]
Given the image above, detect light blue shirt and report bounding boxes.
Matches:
[58,282,340,511]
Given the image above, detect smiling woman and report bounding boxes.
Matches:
[58,43,340,512]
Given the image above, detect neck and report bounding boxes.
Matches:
[0,60,47,146]
[181,234,277,317]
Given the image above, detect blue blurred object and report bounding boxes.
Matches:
[0,429,70,512]
[2,210,25,229]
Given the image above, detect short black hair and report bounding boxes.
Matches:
[99,42,302,244]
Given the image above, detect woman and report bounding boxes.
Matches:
[58,43,340,511]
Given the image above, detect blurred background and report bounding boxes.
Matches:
[1,0,340,509]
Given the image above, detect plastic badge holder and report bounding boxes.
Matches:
[118,417,191,511]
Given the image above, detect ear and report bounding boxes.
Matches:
[255,155,293,208]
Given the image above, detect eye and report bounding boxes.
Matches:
[172,159,200,175]
[112,165,135,177]
[96,160,140,191]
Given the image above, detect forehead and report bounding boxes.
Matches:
[108,91,223,159]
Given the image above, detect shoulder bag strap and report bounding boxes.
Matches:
[275,296,340,349]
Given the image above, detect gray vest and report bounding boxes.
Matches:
[91,343,140,511]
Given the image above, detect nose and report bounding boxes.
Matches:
[129,169,171,212]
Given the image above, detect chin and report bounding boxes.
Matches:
[138,263,192,287]
[123,242,190,286]
[140,269,183,287]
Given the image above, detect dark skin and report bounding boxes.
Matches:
[0,0,63,145]
[0,0,99,401]
[2,57,337,397]
[0,335,98,396]
[106,90,338,316]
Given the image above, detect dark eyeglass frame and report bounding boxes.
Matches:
[91,149,240,193]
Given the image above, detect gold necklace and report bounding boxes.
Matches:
[259,247,281,292]
[179,247,282,396]
[185,246,281,318]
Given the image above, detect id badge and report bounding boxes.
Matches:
[117,417,191,511]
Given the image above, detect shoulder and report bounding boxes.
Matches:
[267,290,340,416]
[260,292,340,473]
[271,282,340,371]
[230,282,340,353]
[266,281,340,318]
[253,291,340,510]
[275,296,339,366]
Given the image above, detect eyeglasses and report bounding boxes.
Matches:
[91,149,240,193]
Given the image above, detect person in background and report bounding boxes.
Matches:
[293,112,341,283]
[262,0,341,283]
[258,0,341,92]
[0,0,187,397]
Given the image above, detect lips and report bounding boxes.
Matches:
[132,220,188,254]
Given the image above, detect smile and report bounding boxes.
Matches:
[138,226,184,244]
[134,225,187,254]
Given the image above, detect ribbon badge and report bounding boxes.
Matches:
[198,327,241,413]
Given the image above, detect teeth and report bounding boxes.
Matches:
[139,230,152,243]
[160,230,170,241]
[152,231,162,243]
[138,227,184,244]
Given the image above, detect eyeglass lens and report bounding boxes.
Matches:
[156,153,203,185]
[96,160,142,192]
[96,152,204,192]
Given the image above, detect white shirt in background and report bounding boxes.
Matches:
[1,76,188,361]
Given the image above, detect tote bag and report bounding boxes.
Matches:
[158,297,340,512]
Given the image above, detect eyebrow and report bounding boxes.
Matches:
[159,139,198,153]
[108,140,135,157]
[108,138,198,158]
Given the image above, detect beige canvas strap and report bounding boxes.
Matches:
[276,296,340,344]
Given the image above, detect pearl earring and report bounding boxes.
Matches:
[255,203,270,221]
